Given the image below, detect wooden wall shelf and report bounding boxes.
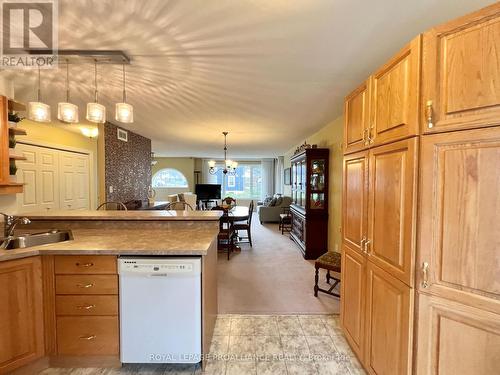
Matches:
[9,126,27,135]
[8,98,26,112]
[0,183,24,195]
[1,95,27,194]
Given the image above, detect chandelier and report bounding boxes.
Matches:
[208,132,238,175]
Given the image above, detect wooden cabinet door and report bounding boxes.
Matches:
[367,138,418,286]
[422,4,500,133]
[341,244,366,361]
[415,293,500,375]
[418,127,500,315]
[0,257,44,373]
[342,151,369,255]
[344,82,370,154]
[370,36,421,146]
[364,261,413,375]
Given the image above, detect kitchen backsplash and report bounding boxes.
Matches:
[105,122,151,203]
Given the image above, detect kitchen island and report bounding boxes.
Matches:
[0,210,221,374]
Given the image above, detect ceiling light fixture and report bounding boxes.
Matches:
[86,59,106,123]
[57,59,79,123]
[115,62,133,123]
[28,67,51,122]
[80,127,99,138]
[208,132,238,175]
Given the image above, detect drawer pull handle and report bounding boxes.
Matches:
[76,283,94,289]
[79,335,96,340]
[77,304,96,310]
[76,262,94,267]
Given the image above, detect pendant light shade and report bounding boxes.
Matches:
[115,63,133,123]
[28,67,51,122]
[86,60,106,123]
[28,101,51,122]
[115,102,133,123]
[58,60,79,123]
[86,102,106,123]
[58,102,79,123]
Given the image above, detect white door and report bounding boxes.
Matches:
[59,150,90,210]
[17,144,60,213]
[16,144,90,213]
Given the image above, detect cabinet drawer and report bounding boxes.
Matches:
[55,275,118,295]
[56,295,118,316]
[57,316,119,355]
[54,255,117,274]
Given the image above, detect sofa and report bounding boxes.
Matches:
[167,193,198,210]
[257,195,292,223]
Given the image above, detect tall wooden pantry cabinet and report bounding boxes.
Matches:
[340,3,500,375]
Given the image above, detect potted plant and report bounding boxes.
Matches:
[8,112,22,127]
[8,133,16,149]
[9,160,17,182]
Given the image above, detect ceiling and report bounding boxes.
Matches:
[1,0,495,158]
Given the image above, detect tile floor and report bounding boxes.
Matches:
[39,314,365,375]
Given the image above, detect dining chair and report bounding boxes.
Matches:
[96,201,128,211]
[233,200,254,247]
[211,206,236,259]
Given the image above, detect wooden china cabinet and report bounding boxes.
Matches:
[289,148,329,259]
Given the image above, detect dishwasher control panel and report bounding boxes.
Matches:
[118,257,201,275]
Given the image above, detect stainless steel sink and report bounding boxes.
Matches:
[1,230,73,250]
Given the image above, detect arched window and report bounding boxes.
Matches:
[152,168,189,188]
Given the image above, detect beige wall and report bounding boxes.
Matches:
[283,115,344,253]
[152,157,195,199]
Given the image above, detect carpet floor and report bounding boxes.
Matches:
[217,215,340,314]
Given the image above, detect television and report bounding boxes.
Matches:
[195,184,222,200]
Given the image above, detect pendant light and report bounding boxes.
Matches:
[57,60,79,123]
[115,62,133,123]
[86,59,106,123]
[28,67,51,122]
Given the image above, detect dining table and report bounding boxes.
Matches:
[221,205,250,222]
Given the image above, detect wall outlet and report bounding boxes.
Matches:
[109,186,114,193]
[334,243,339,252]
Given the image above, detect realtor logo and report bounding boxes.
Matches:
[0,0,58,68]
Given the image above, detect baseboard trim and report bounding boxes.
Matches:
[49,355,121,368]
[8,356,49,375]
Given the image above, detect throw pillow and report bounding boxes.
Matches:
[177,193,185,202]
[275,196,283,206]
[269,197,278,206]
[263,196,273,206]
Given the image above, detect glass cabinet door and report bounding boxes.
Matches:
[300,160,306,207]
[310,159,326,209]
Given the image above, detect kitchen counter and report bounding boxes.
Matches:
[22,209,222,221]
[0,227,219,262]
[0,210,223,262]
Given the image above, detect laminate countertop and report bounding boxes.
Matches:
[0,227,218,262]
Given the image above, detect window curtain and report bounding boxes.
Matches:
[274,156,284,195]
[261,158,275,200]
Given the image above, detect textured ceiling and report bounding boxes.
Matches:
[1,0,495,158]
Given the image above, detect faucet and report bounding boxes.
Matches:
[0,213,31,238]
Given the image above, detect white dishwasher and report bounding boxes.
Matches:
[118,257,201,364]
